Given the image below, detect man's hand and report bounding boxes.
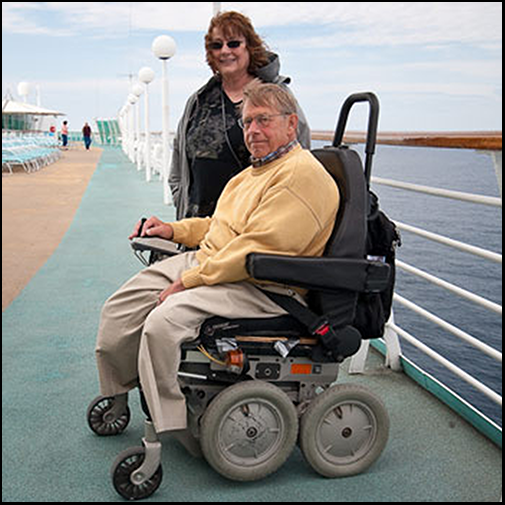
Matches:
[129,217,174,241]
[158,279,186,305]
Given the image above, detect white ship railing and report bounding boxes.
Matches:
[395,260,502,317]
[393,221,502,263]
[391,292,502,406]
[372,176,502,208]
[333,131,503,443]
[361,175,503,371]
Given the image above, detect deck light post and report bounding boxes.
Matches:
[119,106,129,154]
[152,35,177,205]
[139,67,155,182]
[123,101,131,157]
[132,83,144,170]
[127,94,138,162]
[118,106,125,152]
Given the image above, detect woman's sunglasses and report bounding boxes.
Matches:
[209,40,245,51]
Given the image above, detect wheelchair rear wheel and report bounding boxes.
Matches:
[200,381,299,482]
[300,384,389,478]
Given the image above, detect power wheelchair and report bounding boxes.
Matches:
[87,93,391,501]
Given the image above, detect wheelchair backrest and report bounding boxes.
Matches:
[312,147,367,260]
[309,147,368,317]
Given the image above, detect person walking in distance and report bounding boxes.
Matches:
[82,122,92,151]
[61,121,69,150]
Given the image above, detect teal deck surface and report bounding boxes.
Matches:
[2,148,502,502]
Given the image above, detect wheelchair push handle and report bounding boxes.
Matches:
[332,92,380,186]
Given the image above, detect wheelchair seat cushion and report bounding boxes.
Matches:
[199,315,307,341]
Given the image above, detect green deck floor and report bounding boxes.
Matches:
[2,148,502,502]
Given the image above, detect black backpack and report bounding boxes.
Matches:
[354,192,401,340]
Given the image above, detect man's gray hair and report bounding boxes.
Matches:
[242,81,298,116]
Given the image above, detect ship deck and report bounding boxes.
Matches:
[2,147,502,502]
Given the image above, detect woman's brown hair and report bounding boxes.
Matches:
[205,11,270,76]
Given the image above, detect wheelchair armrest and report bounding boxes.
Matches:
[130,237,180,257]
[246,253,390,294]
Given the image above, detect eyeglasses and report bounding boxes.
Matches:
[209,40,245,51]
[238,114,290,130]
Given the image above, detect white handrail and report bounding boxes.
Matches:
[365,148,503,427]
[396,260,502,316]
[394,294,502,363]
[389,322,502,406]
[396,222,503,264]
[372,176,502,208]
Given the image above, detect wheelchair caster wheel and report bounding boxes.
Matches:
[87,395,130,436]
[111,446,163,501]
[300,384,389,478]
[201,381,299,482]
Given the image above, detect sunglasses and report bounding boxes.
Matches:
[209,40,245,51]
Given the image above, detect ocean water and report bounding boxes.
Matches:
[314,140,502,426]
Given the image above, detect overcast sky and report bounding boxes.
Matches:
[2,2,502,132]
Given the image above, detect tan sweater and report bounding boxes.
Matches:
[170,145,340,290]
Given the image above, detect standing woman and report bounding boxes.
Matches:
[170,11,311,220]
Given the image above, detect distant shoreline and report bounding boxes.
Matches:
[311,131,502,151]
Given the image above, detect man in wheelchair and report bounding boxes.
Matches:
[90,83,390,500]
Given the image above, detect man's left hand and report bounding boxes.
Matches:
[158,279,186,305]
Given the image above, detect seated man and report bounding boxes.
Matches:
[95,82,340,434]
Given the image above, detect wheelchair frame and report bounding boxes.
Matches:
[87,93,391,501]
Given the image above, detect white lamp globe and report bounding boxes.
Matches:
[152,35,177,60]
[132,83,144,98]
[17,81,32,98]
[139,67,155,85]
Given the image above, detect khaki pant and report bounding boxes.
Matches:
[95,252,300,433]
